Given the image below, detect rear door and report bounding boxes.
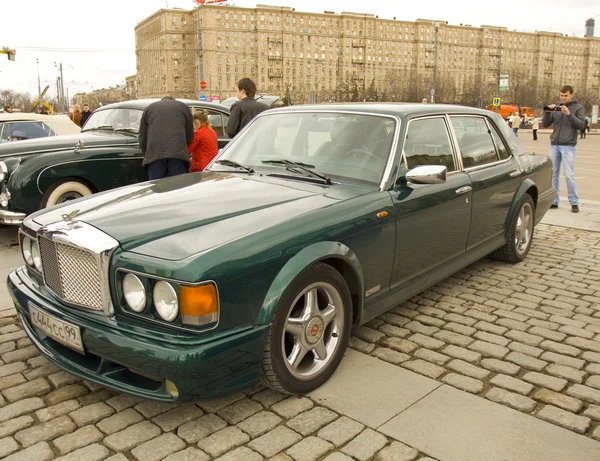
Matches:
[449,115,521,250]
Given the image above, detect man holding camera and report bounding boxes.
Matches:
[542,85,586,213]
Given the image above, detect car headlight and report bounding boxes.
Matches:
[21,236,34,266]
[123,274,146,313]
[153,281,178,322]
[31,242,42,272]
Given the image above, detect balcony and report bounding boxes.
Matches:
[268,70,283,78]
[352,57,365,64]
[268,37,283,43]
[352,40,365,48]
[268,55,283,61]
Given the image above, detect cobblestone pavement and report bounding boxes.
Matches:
[353,224,600,440]
[0,223,598,460]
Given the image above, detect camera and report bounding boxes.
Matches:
[544,104,564,111]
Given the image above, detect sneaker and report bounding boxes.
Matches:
[550,204,559,209]
[572,205,579,213]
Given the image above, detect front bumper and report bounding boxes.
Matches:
[7,267,269,401]
[0,209,25,225]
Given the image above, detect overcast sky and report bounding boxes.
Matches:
[1,0,597,100]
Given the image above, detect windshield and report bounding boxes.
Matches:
[82,108,143,133]
[211,112,396,185]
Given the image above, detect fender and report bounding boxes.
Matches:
[504,178,537,236]
[255,241,364,326]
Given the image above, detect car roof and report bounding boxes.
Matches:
[94,99,230,112]
[267,103,494,118]
[221,95,281,109]
[0,113,80,135]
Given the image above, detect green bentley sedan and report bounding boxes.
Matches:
[7,104,554,401]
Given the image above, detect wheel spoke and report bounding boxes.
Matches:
[303,288,320,318]
[288,342,310,369]
[321,303,337,329]
[285,317,304,339]
[313,339,328,361]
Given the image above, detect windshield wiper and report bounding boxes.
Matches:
[214,159,255,173]
[114,128,138,135]
[82,125,114,132]
[262,159,332,185]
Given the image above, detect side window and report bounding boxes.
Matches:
[403,117,456,172]
[489,125,510,160]
[450,116,499,168]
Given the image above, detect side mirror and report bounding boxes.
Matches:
[405,165,447,184]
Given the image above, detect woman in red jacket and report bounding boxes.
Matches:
[188,110,219,172]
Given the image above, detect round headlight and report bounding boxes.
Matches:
[123,274,146,313]
[22,237,34,266]
[31,242,42,272]
[153,281,178,322]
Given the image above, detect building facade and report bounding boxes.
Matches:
[132,4,600,106]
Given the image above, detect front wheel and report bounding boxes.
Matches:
[261,262,352,394]
[492,194,535,263]
[41,180,92,208]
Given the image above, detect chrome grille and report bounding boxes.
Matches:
[39,236,103,311]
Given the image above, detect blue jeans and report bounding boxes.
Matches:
[550,145,578,206]
[146,159,189,180]
[512,128,519,137]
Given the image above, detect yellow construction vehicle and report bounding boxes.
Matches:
[32,86,55,115]
[1,47,16,61]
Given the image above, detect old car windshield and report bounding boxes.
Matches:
[214,112,396,185]
[82,108,143,133]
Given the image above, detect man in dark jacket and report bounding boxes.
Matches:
[139,96,194,180]
[542,85,586,213]
[80,104,93,128]
[226,78,267,138]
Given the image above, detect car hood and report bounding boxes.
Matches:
[31,172,365,259]
[0,131,135,159]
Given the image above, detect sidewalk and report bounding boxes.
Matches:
[541,198,600,232]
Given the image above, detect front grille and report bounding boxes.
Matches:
[39,236,103,311]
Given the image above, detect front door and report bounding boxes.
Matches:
[390,116,472,290]
[449,115,522,250]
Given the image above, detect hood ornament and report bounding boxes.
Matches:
[62,209,80,222]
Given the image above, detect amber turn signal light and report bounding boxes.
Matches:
[179,284,219,326]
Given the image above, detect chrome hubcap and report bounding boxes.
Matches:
[515,203,533,256]
[282,282,344,380]
[57,192,83,204]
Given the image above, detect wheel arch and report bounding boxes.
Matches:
[38,176,98,208]
[255,241,364,327]
[505,179,537,236]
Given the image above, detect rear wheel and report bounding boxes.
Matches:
[41,181,92,208]
[261,262,352,394]
[492,194,535,263]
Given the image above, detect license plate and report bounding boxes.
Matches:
[29,306,84,353]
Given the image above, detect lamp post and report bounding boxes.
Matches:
[431,22,439,104]
[36,59,42,107]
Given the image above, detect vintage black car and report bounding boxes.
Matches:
[0,99,230,224]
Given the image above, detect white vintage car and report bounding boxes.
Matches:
[0,113,80,142]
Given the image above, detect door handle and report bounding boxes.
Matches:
[455,186,472,195]
[510,171,522,178]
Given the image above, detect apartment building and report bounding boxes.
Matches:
[132,4,600,105]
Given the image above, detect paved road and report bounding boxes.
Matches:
[518,130,600,202]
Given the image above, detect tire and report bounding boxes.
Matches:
[41,181,92,208]
[261,262,352,394]
[492,194,535,263]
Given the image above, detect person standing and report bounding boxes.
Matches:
[3,105,13,113]
[138,96,194,180]
[70,104,82,127]
[511,112,522,137]
[226,78,267,138]
[531,117,539,141]
[542,85,586,213]
[80,103,93,127]
[188,110,219,172]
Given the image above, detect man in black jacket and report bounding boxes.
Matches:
[226,78,267,138]
[80,104,93,128]
[542,85,586,213]
[139,96,194,180]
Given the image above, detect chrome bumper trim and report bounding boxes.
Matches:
[0,209,26,225]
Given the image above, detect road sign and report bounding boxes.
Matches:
[492,97,501,107]
[499,74,509,92]
[199,95,207,102]
[430,89,435,96]
[200,81,207,90]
